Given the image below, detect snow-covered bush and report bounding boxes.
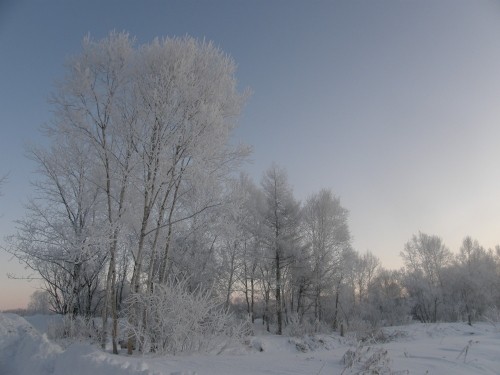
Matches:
[343,318,376,340]
[47,315,100,344]
[124,280,251,355]
[482,306,500,326]
[342,343,393,374]
[284,314,330,337]
[285,314,308,337]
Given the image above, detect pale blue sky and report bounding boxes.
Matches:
[1,0,500,309]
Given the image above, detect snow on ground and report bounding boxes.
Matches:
[384,323,500,374]
[1,313,499,374]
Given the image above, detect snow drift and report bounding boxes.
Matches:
[0,313,61,375]
[0,313,153,375]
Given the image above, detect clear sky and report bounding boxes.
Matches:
[1,0,500,310]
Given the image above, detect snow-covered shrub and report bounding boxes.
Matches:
[341,343,393,374]
[482,306,500,326]
[359,348,391,374]
[287,336,332,353]
[47,315,100,344]
[285,314,308,337]
[343,318,379,342]
[124,280,251,355]
[284,314,331,337]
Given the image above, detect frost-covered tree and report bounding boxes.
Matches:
[401,232,452,322]
[444,237,498,324]
[125,36,247,353]
[128,36,249,299]
[364,268,409,326]
[260,165,301,335]
[48,31,137,352]
[28,290,52,315]
[353,250,379,304]
[213,175,257,309]
[329,246,358,330]
[6,137,107,317]
[301,189,351,323]
[235,175,265,322]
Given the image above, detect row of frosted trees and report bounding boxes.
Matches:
[400,233,500,325]
[6,32,250,353]
[5,33,500,355]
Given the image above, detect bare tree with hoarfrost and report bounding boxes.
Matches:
[353,250,379,304]
[260,165,301,335]
[6,136,107,316]
[214,176,254,309]
[49,32,136,353]
[122,36,248,353]
[127,36,247,291]
[365,268,408,326]
[238,176,266,323]
[401,232,452,322]
[445,237,498,325]
[301,189,351,323]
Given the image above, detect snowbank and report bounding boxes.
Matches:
[0,313,153,375]
[0,313,62,375]
[52,343,152,375]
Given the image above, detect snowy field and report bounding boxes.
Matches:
[1,313,499,374]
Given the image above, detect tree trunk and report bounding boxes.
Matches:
[158,165,185,284]
[110,244,118,354]
[250,276,255,323]
[127,198,151,355]
[275,249,282,335]
[225,241,237,309]
[333,288,340,330]
[70,261,81,317]
[101,259,113,350]
[264,286,270,332]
